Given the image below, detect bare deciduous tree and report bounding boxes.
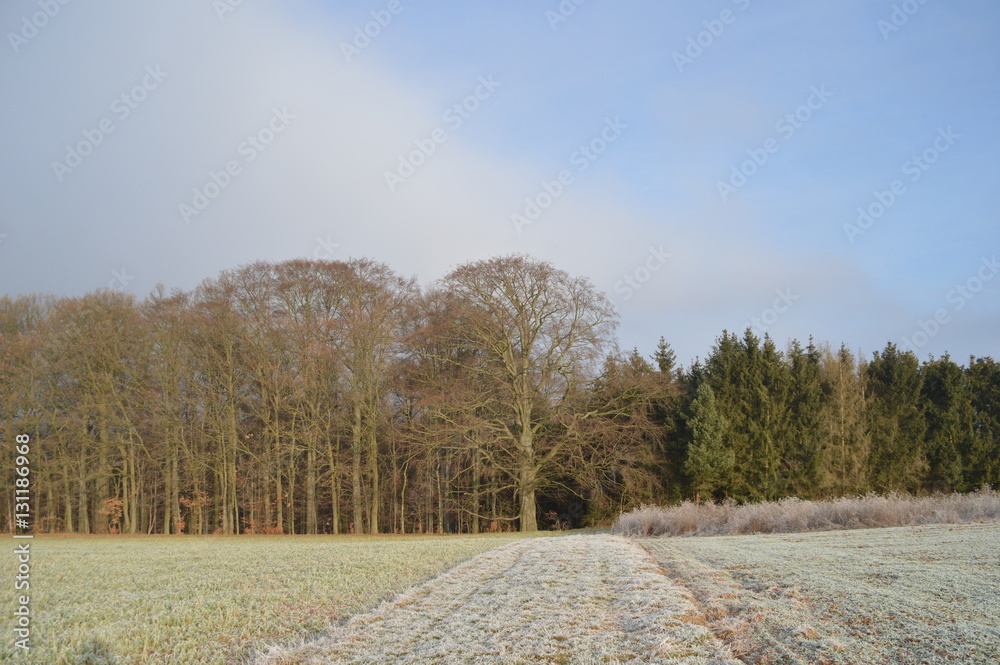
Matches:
[437,255,617,531]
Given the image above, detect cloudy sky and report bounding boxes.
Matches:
[1,0,998,366]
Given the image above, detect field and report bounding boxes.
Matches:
[253,535,741,664]
[4,522,998,664]
[643,522,1000,664]
[1,534,533,664]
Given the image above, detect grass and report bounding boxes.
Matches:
[251,535,742,665]
[6,501,997,663]
[611,487,1000,538]
[0,533,533,665]
[641,521,1000,664]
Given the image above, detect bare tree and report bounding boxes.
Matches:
[437,255,617,531]
[339,259,417,533]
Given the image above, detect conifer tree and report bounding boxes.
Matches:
[683,382,733,503]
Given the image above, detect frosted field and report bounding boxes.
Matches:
[0,534,530,665]
[258,523,999,664]
[642,521,1000,665]
[4,523,997,664]
[254,535,740,665]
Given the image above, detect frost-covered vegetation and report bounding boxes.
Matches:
[253,535,742,665]
[7,524,995,663]
[612,487,1000,537]
[642,521,1000,664]
[0,534,529,665]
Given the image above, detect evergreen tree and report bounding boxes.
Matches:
[683,382,733,503]
[653,337,677,375]
[865,343,927,491]
[702,331,750,497]
[783,339,825,497]
[920,355,973,491]
[816,344,870,495]
[644,339,687,502]
[966,357,1000,488]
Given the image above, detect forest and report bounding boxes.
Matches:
[1,255,997,534]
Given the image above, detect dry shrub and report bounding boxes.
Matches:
[612,486,1000,537]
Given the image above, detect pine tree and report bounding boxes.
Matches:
[865,343,927,492]
[816,344,870,495]
[920,355,973,492]
[683,383,733,503]
[653,337,677,375]
[784,339,825,497]
[965,357,1000,488]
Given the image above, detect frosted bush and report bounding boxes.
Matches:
[612,487,1000,537]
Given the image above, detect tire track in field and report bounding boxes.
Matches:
[254,535,742,664]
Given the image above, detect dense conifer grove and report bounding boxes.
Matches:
[2,256,997,533]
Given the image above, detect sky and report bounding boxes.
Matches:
[1,0,998,368]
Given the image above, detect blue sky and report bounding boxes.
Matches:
[1,0,997,366]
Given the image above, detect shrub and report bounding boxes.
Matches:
[612,487,1000,537]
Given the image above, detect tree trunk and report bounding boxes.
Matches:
[275,438,284,534]
[351,402,363,534]
[95,411,110,533]
[368,420,379,534]
[517,424,538,532]
[163,458,172,535]
[264,457,273,532]
[229,453,239,534]
[399,461,408,534]
[518,465,538,532]
[77,456,90,534]
[171,452,182,534]
[45,478,55,534]
[436,452,444,533]
[62,460,73,533]
[306,442,317,534]
[327,432,340,535]
[287,438,296,535]
[471,445,480,534]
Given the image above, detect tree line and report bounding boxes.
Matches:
[1,255,997,534]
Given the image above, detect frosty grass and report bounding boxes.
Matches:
[255,535,740,665]
[6,522,996,664]
[642,521,1000,664]
[1,534,529,664]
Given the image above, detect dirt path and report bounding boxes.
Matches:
[254,535,742,664]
